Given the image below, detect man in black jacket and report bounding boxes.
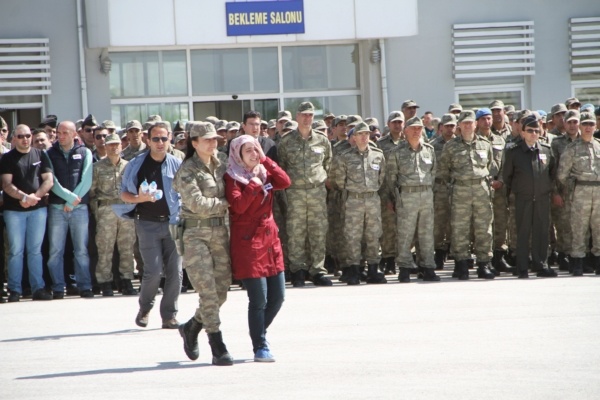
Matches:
[500,115,557,278]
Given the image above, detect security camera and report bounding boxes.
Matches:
[232,94,238,100]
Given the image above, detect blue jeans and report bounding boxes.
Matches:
[4,208,48,294]
[47,205,91,292]
[242,272,285,353]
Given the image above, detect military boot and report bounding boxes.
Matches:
[492,249,512,273]
[207,331,234,366]
[505,250,517,267]
[346,265,361,285]
[100,282,114,297]
[547,250,558,266]
[593,255,600,275]
[422,268,441,282]
[179,317,203,360]
[366,264,387,284]
[398,268,411,283]
[121,279,138,296]
[324,255,336,274]
[570,257,584,276]
[457,260,470,280]
[557,252,570,271]
[359,265,368,282]
[476,261,495,279]
[583,253,595,274]
[434,249,446,270]
[291,270,305,288]
[384,257,397,275]
[452,260,460,278]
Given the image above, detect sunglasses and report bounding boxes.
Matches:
[95,134,108,140]
[17,134,32,139]
[581,122,596,127]
[151,137,169,143]
[525,128,541,134]
[84,128,94,133]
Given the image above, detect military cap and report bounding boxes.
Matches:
[104,133,121,145]
[205,116,219,125]
[515,109,532,122]
[119,129,128,139]
[353,122,370,133]
[214,120,228,131]
[550,103,567,117]
[365,117,379,128]
[297,101,315,114]
[38,114,58,128]
[405,116,424,127]
[387,111,405,122]
[81,114,98,128]
[277,110,292,122]
[147,115,162,123]
[346,115,363,127]
[126,120,143,131]
[565,97,581,108]
[521,115,539,128]
[267,119,276,129]
[312,120,327,132]
[323,112,335,119]
[457,110,476,123]
[504,105,516,114]
[441,113,457,125]
[189,122,218,139]
[401,100,419,109]
[283,120,298,131]
[347,128,355,138]
[101,120,117,130]
[0,116,7,129]
[76,119,84,131]
[260,119,268,127]
[475,108,492,120]
[489,100,505,110]
[564,109,580,122]
[580,103,595,113]
[448,103,462,113]
[175,133,186,142]
[595,106,600,117]
[333,115,348,126]
[580,111,595,123]
[173,120,185,132]
[431,117,441,127]
[226,121,241,131]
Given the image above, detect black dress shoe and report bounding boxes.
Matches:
[311,273,333,286]
[53,291,65,299]
[8,292,20,302]
[80,290,95,298]
[32,289,52,301]
[517,271,529,279]
[536,267,557,277]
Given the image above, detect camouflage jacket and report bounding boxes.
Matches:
[437,135,493,183]
[90,157,128,202]
[278,129,332,189]
[376,134,403,157]
[384,141,436,201]
[121,142,146,161]
[429,135,453,165]
[557,138,600,188]
[477,131,506,179]
[330,145,385,193]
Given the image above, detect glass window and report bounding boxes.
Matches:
[112,103,189,128]
[252,48,279,92]
[457,90,522,110]
[282,44,359,91]
[191,49,250,95]
[574,85,600,105]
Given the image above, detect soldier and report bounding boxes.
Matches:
[476,108,511,274]
[330,115,348,145]
[376,111,405,274]
[437,110,495,280]
[500,115,557,278]
[331,122,386,284]
[273,110,292,145]
[548,104,567,137]
[91,125,108,162]
[430,114,456,269]
[79,114,98,151]
[401,100,419,120]
[595,107,600,139]
[565,97,581,111]
[89,133,137,296]
[448,103,463,115]
[38,114,58,143]
[122,120,145,161]
[385,117,439,282]
[556,112,600,276]
[489,100,512,140]
[173,122,233,366]
[277,102,333,287]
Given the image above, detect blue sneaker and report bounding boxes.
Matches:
[254,347,275,362]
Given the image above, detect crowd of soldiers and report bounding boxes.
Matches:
[1,95,599,303]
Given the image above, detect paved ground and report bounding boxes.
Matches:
[2,268,600,400]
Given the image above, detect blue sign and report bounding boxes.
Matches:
[226,0,305,36]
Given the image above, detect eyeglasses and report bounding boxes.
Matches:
[581,122,596,127]
[95,134,108,140]
[150,136,169,143]
[524,128,541,134]
[17,134,32,139]
[84,128,94,133]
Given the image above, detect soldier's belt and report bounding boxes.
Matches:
[184,217,225,228]
[289,182,324,190]
[453,178,485,186]
[401,185,432,193]
[346,191,378,199]
[135,214,169,223]
[575,180,600,186]
[98,199,124,206]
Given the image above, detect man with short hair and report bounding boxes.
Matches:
[0,124,54,302]
[92,126,108,162]
[46,121,94,298]
[32,131,51,150]
[79,114,98,150]
[38,114,58,142]
[242,111,277,160]
[122,120,146,161]
[565,97,581,111]
[489,100,512,139]
[401,100,419,120]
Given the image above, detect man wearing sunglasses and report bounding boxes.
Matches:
[92,126,109,162]
[79,114,98,150]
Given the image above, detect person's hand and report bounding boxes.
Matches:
[19,200,31,209]
[24,193,41,206]
[552,194,564,208]
[138,186,156,203]
[63,204,73,212]
[491,180,503,190]
[250,177,262,185]
[72,196,81,207]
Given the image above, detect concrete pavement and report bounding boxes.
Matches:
[2,269,600,400]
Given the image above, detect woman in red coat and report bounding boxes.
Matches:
[225,133,291,362]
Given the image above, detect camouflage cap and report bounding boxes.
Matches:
[448,103,463,113]
[431,117,441,127]
[401,99,419,109]
[214,120,228,131]
[346,115,363,127]
[261,119,268,127]
[457,110,476,123]
[550,103,567,117]
[365,117,379,128]
[38,114,58,128]
[283,120,298,131]
[277,110,292,122]
[173,120,185,132]
[333,115,348,126]
[441,113,457,125]
[267,119,276,129]
[504,105,516,114]
[565,97,581,108]
[580,111,595,123]
[489,100,505,110]
[564,109,580,122]
[101,120,117,130]
[205,116,219,125]
[515,109,533,122]
[297,101,315,114]
[81,114,97,128]
[323,112,335,119]
[104,133,121,145]
[126,120,143,131]
[475,108,492,120]
[146,115,162,123]
[353,121,370,133]
[226,121,240,131]
[405,116,424,127]
[387,111,405,122]
[312,120,327,132]
[175,133,186,142]
[189,122,219,139]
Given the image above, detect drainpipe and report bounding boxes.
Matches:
[77,0,88,116]
[379,39,389,119]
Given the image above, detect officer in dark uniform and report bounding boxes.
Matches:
[500,115,557,278]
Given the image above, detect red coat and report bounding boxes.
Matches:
[225,157,291,280]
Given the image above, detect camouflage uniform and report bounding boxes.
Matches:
[122,142,146,161]
[278,128,331,279]
[90,157,135,283]
[491,123,512,141]
[173,151,231,333]
[430,135,452,254]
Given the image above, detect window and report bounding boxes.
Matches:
[111,103,189,128]
[456,87,523,110]
[284,95,361,119]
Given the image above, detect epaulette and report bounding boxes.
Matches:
[422,141,434,149]
[477,135,491,143]
[539,141,551,149]
[505,142,517,150]
[369,144,383,153]
[333,140,346,148]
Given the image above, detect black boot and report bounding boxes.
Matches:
[344,265,361,285]
[492,249,512,273]
[398,268,411,283]
[207,331,234,366]
[291,270,305,288]
[476,261,495,279]
[384,257,397,275]
[536,265,557,277]
[547,250,558,266]
[422,268,441,282]
[366,264,387,284]
[121,279,138,296]
[557,252,570,271]
[457,260,470,280]
[101,282,114,297]
[583,254,595,274]
[452,260,460,278]
[178,318,203,360]
[311,273,333,286]
[505,250,517,267]
[434,249,446,270]
[593,255,600,275]
[571,257,584,276]
[359,265,368,282]
[324,255,335,274]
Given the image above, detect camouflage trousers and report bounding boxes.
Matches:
[396,188,435,269]
[327,189,347,264]
[450,181,493,262]
[570,185,600,257]
[379,196,397,258]
[286,186,328,276]
[433,182,451,251]
[94,205,135,283]
[551,194,572,254]
[184,225,231,334]
[343,195,382,265]
[492,187,509,250]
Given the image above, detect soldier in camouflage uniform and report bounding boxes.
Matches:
[489,100,512,140]
[121,120,146,161]
[90,133,137,297]
[430,114,456,269]
[376,111,405,274]
[385,116,439,282]
[557,112,600,276]
[278,102,333,287]
[330,122,386,285]
[437,110,496,280]
[173,122,233,366]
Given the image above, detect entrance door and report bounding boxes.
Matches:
[193,99,279,123]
